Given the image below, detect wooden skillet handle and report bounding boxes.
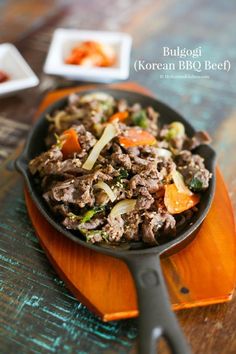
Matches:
[126,253,191,354]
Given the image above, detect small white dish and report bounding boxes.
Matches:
[44,29,132,82]
[0,43,39,97]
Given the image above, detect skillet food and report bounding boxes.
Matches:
[29,92,212,246]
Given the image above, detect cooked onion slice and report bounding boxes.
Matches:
[82,123,117,170]
[156,148,172,158]
[80,92,114,103]
[172,170,192,196]
[94,181,116,202]
[109,199,136,219]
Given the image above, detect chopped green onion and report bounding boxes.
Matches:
[131,110,148,128]
[80,229,109,243]
[54,133,64,149]
[189,177,204,192]
[116,169,129,182]
[165,122,185,140]
[67,212,81,221]
[81,206,105,223]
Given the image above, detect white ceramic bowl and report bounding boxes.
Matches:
[44,29,132,82]
[0,43,39,97]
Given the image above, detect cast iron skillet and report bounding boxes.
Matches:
[16,89,216,354]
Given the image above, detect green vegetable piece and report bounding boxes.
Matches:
[81,210,97,223]
[54,133,64,149]
[67,212,81,221]
[131,110,148,128]
[165,122,185,141]
[189,177,204,192]
[100,101,114,116]
[115,169,129,185]
[82,230,109,243]
[119,168,129,179]
[81,206,105,224]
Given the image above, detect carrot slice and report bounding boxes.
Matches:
[108,111,129,122]
[119,128,156,148]
[61,128,81,158]
[164,183,200,214]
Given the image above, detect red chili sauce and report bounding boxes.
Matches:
[0,70,9,83]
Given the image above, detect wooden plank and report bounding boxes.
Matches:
[24,82,236,322]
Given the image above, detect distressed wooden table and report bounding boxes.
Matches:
[0,0,235,353]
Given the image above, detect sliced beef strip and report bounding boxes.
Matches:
[101,164,120,178]
[129,157,173,194]
[127,146,141,157]
[63,215,104,230]
[73,124,97,151]
[122,211,141,241]
[44,170,112,208]
[175,150,211,189]
[146,106,159,137]
[139,162,161,180]
[129,180,155,209]
[117,99,128,112]
[111,144,132,170]
[41,158,83,177]
[141,211,176,245]
[43,178,78,204]
[130,148,176,181]
[103,216,124,242]
[52,204,70,217]
[184,131,212,150]
[129,174,161,195]
[136,194,154,210]
[130,156,162,176]
[157,158,176,180]
[29,146,63,175]
[81,216,105,230]
[130,156,149,174]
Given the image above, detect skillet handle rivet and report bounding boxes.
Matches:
[140,270,160,287]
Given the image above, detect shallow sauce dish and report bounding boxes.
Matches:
[44,29,132,82]
[0,43,39,97]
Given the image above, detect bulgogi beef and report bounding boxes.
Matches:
[29,92,212,245]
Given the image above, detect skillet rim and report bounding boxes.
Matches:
[16,88,216,258]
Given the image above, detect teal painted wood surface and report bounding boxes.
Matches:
[0,0,236,353]
[0,166,138,354]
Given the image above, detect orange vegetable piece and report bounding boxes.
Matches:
[65,41,115,67]
[164,183,200,214]
[119,128,156,148]
[108,111,129,122]
[61,128,81,158]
